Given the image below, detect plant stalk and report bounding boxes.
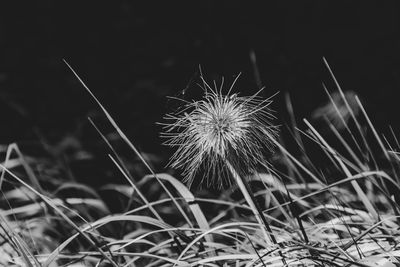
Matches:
[225,161,277,244]
[226,160,287,265]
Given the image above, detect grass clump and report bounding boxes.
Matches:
[1,60,400,266]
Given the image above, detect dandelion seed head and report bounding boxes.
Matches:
[162,77,278,188]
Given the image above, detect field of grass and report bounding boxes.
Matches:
[1,60,400,266]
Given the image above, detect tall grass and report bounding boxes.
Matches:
[1,60,400,266]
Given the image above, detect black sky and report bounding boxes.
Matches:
[1,1,400,149]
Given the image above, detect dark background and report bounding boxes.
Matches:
[1,1,400,155]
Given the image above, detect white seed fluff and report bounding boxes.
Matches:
[163,79,278,188]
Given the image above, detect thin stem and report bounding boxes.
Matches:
[225,161,276,243]
[225,161,287,265]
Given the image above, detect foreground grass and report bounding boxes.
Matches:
[1,63,400,266]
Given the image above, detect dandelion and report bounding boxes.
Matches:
[163,74,281,246]
[162,76,279,188]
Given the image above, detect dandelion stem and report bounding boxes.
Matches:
[226,160,287,265]
[225,160,275,244]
